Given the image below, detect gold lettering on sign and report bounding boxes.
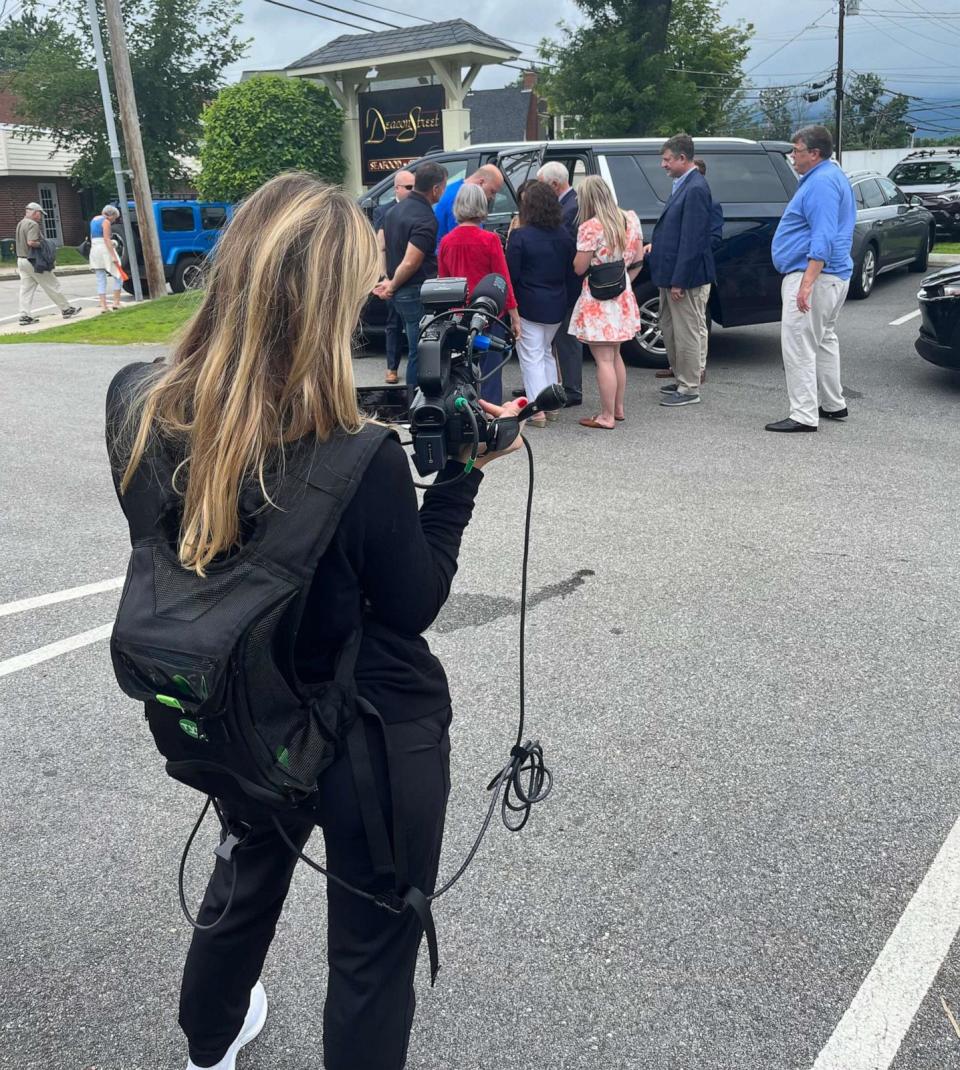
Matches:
[364,105,441,146]
[364,108,387,145]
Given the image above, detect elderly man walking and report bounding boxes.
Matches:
[647,134,716,408]
[16,202,81,325]
[766,125,855,432]
[537,159,583,407]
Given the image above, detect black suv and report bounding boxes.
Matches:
[359,138,799,365]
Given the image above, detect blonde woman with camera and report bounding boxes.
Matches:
[106,172,522,1070]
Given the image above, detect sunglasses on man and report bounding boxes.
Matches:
[395,184,414,191]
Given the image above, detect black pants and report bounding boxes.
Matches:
[179,707,451,1069]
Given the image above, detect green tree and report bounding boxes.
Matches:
[197,76,344,202]
[844,73,912,149]
[538,0,752,138]
[0,0,248,203]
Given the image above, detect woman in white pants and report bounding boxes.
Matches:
[88,204,123,312]
[506,180,577,426]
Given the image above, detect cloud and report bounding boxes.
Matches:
[228,0,960,135]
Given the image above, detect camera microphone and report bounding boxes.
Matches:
[517,384,568,420]
[469,273,508,318]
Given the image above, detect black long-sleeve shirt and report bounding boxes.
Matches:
[295,434,483,721]
[107,362,482,724]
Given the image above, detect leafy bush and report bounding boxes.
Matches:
[197,75,345,202]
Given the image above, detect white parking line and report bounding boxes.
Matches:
[0,622,113,679]
[0,576,125,618]
[889,309,921,327]
[811,814,960,1070]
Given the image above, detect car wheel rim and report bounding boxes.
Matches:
[636,296,667,356]
[862,249,876,292]
[182,262,205,290]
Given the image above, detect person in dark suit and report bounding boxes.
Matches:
[538,161,583,407]
[505,180,576,426]
[647,134,717,408]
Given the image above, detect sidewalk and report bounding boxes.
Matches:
[0,265,94,282]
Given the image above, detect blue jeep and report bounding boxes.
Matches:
[116,199,234,294]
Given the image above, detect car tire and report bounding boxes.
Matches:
[620,283,670,368]
[171,255,205,294]
[850,243,877,300]
[909,228,934,273]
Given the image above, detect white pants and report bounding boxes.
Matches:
[515,318,561,400]
[780,271,848,426]
[18,258,68,315]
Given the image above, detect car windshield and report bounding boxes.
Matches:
[889,161,960,185]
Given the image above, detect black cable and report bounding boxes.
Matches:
[178,797,239,930]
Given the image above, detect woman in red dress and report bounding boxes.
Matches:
[438,183,521,405]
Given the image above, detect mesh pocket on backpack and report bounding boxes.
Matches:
[152,547,254,620]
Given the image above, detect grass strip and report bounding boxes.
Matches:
[0,291,202,346]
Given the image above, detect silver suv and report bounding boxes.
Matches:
[887,149,960,235]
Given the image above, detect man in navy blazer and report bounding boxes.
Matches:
[647,134,717,407]
[539,161,584,407]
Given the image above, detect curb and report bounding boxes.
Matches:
[0,265,94,282]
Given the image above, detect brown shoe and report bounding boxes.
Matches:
[655,369,675,379]
[385,370,398,384]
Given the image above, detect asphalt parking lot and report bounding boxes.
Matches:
[1,267,959,1070]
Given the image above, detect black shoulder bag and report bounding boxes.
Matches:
[587,259,626,300]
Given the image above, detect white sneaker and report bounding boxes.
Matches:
[185,981,268,1070]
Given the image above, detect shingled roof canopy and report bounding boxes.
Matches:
[287,18,516,73]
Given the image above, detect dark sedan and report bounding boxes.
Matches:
[847,171,936,300]
[916,265,960,370]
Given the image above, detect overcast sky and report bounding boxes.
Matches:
[229,0,960,136]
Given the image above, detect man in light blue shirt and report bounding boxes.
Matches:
[766,125,856,432]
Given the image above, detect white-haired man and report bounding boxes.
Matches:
[16,202,81,325]
[537,160,582,407]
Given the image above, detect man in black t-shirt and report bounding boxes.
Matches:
[373,161,447,387]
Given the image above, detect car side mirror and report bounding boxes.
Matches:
[909,195,923,207]
[360,197,374,212]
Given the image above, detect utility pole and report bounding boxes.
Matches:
[835,0,845,163]
[86,0,142,302]
[101,0,166,299]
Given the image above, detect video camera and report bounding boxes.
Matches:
[359,273,566,476]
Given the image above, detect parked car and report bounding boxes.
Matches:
[915,264,960,370]
[114,200,233,295]
[846,170,935,300]
[359,137,799,366]
[888,149,960,236]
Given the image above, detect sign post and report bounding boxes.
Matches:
[358,86,445,186]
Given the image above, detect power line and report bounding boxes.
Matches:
[297,0,399,28]
[745,8,837,75]
[262,0,373,32]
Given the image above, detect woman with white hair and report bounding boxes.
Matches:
[88,204,123,312]
[438,181,521,404]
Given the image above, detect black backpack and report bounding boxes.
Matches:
[109,421,392,812]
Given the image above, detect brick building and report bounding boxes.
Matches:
[0,90,84,246]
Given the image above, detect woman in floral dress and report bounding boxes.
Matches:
[570,176,645,429]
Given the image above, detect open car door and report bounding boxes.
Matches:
[487,144,547,239]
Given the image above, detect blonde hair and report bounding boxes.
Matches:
[118,172,378,575]
[577,175,627,257]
